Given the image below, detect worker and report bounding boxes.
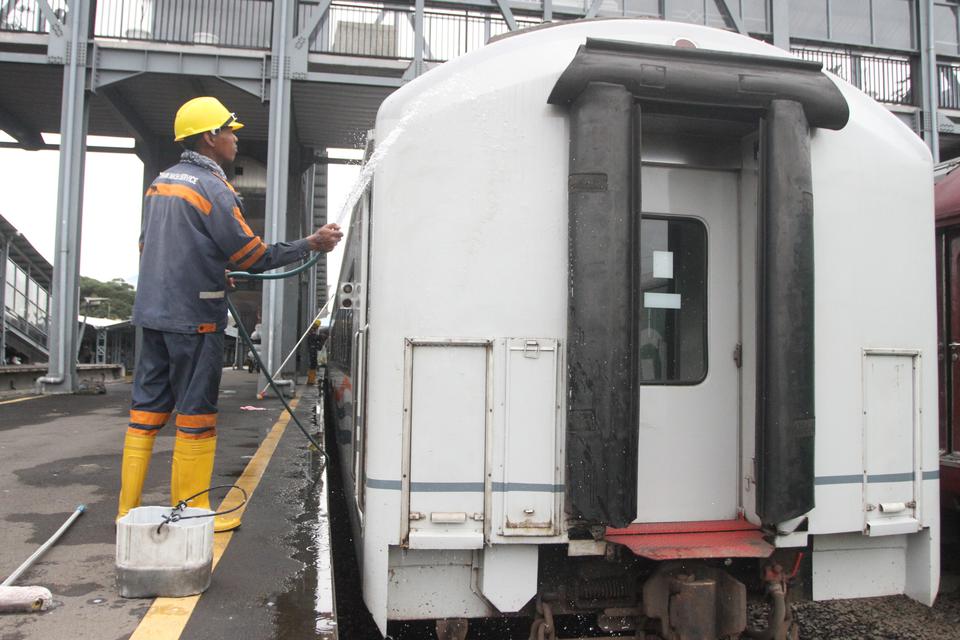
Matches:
[305,320,324,385]
[117,97,343,532]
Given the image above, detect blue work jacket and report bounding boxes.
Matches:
[132,161,311,334]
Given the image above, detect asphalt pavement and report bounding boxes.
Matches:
[0,370,330,640]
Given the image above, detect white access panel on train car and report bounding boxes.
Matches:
[636,166,740,523]
[402,340,491,549]
[500,338,561,536]
[861,350,923,536]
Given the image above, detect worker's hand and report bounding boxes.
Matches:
[224,269,236,289]
[307,223,343,252]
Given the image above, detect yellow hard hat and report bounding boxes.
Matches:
[173,97,244,142]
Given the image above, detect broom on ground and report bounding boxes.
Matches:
[0,505,85,613]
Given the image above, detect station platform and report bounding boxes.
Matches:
[0,370,335,640]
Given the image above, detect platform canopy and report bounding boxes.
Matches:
[0,61,391,158]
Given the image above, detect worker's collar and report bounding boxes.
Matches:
[180,149,227,183]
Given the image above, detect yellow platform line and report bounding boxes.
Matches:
[129,397,300,640]
[0,395,42,406]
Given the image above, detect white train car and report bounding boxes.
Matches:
[324,18,940,639]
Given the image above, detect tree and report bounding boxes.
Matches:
[79,277,136,320]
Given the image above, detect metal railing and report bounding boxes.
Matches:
[94,0,273,49]
[0,0,273,49]
[792,45,915,106]
[3,309,48,351]
[298,1,541,62]
[3,0,541,60]
[0,2,924,95]
[0,0,68,34]
[939,63,960,110]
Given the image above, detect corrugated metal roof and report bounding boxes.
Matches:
[81,316,128,328]
[293,80,393,148]
[0,62,70,135]
[0,61,394,149]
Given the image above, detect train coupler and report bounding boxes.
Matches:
[744,563,798,640]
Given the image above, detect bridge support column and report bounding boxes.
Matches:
[770,0,790,50]
[919,0,940,161]
[260,0,297,395]
[0,236,8,362]
[41,0,91,394]
[304,162,319,322]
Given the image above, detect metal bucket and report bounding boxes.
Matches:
[116,506,214,598]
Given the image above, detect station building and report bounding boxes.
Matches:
[1,213,52,365]
[1,213,134,394]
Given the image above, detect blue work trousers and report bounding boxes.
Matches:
[128,328,224,436]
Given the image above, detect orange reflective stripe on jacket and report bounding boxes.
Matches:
[230,236,264,265]
[146,183,213,215]
[237,243,268,270]
[232,206,256,237]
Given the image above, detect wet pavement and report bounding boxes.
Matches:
[0,370,335,640]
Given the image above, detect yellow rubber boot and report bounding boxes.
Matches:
[171,434,241,533]
[117,430,156,521]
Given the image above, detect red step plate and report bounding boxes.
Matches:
[605,519,774,561]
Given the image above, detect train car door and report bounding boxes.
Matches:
[636,162,741,523]
[943,231,960,457]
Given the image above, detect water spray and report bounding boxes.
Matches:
[331,75,474,228]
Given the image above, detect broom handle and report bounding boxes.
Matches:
[1,505,85,587]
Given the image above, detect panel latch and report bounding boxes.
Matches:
[523,340,541,358]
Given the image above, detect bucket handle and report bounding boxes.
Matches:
[157,485,248,534]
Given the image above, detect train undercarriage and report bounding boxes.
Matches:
[427,548,805,640]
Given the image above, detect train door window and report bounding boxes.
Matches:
[639,216,707,384]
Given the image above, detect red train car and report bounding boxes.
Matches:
[935,165,960,508]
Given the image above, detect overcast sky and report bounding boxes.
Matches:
[0,134,359,291]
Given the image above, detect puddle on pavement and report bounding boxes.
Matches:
[270,393,340,639]
[267,386,553,639]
